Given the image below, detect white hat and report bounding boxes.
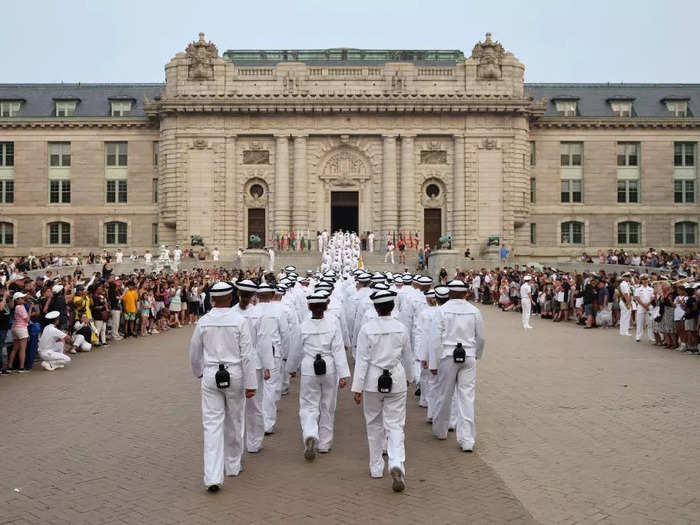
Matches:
[357,272,371,283]
[370,272,385,282]
[45,311,60,320]
[402,274,414,284]
[393,276,403,284]
[52,284,63,294]
[523,276,532,281]
[257,284,275,294]
[446,279,468,291]
[424,289,436,298]
[370,289,397,304]
[13,291,26,300]
[371,282,390,291]
[284,265,296,272]
[235,279,258,293]
[307,293,329,305]
[274,286,286,295]
[434,286,450,299]
[210,282,234,297]
[416,276,433,286]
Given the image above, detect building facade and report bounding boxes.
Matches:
[0,33,698,259]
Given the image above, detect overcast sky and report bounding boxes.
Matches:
[3,0,699,84]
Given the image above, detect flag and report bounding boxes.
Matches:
[358,254,364,269]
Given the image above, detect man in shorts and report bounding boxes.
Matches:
[123,282,139,338]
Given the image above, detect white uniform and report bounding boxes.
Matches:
[520,282,533,328]
[279,299,300,396]
[189,307,257,487]
[634,285,655,342]
[429,299,485,451]
[287,317,350,452]
[619,280,632,336]
[368,233,375,252]
[472,275,481,302]
[38,324,71,368]
[257,301,289,434]
[352,317,412,478]
[413,305,435,409]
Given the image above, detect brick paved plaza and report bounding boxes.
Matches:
[2,306,699,525]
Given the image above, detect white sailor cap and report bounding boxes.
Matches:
[284,265,296,272]
[315,282,333,290]
[523,275,532,281]
[416,275,433,286]
[257,283,275,294]
[434,286,450,299]
[371,282,390,291]
[393,276,403,284]
[402,274,414,284]
[210,282,235,297]
[320,277,335,284]
[52,284,63,294]
[357,272,371,283]
[622,272,631,277]
[424,289,436,298]
[306,270,314,275]
[235,279,258,293]
[316,289,332,298]
[370,272,385,282]
[275,286,286,295]
[279,278,292,286]
[447,279,468,291]
[370,289,397,304]
[307,293,329,304]
[45,310,60,320]
[324,270,337,277]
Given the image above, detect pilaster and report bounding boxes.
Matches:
[399,135,416,234]
[292,135,308,232]
[274,135,290,235]
[382,135,398,235]
[453,135,466,248]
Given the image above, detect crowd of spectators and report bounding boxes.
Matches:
[580,248,699,272]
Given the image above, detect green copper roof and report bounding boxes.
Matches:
[222,48,465,66]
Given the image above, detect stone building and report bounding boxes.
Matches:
[0,33,698,259]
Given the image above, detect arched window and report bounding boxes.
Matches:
[617,221,640,244]
[674,221,697,245]
[0,222,13,245]
[48,221,70,245]
[105,221,128,245]
[561,221,584,244]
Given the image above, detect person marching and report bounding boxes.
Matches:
[188,282,258,492]
[352,289,413,492]
[428,279,485,452]
[286,292,350,460]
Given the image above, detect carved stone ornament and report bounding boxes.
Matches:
[186,32,218,81]
[482,138,498,150]
[320,149,371,187]
[193,138,208,149]
[471,32,505,80]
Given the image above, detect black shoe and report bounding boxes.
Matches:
[414,387,421,396]
[207,484,220,493]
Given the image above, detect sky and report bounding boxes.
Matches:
[3,0,700,84]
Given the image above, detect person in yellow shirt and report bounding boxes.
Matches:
[123,282,139,338]
[72,286,93,321]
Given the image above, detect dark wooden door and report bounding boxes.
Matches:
[424,208,441,250]
[247,208,265,248]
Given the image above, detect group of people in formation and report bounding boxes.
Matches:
[319,230,362,274]
[188,263,485,493]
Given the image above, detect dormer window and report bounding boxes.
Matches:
[0,101,22,117]
[610,101,633,117]
[55,100,77,117]
[666,100,688,117]
[110,100,132,117]
[555,100,577,117]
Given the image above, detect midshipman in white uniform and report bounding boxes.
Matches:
[188,282,257,492]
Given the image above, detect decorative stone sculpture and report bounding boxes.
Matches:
[471,32,505,80]
[186,32,218,81]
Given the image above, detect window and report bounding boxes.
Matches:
[617,221,640,244]
[529,141,536,166]
[610,101,632,117]
[153,142,159,166]
[675,222,697,244]
[0,101,21,117]
[530,223,536,244]
[152,223,159,245]
[674,142,695,167]
[674,180,695,203]
[152,178,158,203]
[617,180,639,203]
[617,142,639,167]
[561,179,582,203]
[106,180,128,203]
[560,142,582,167]
[0,142,14,167]
[49,142,71,167]
[105,221,127,245]
[561,221,584,244]
[530,178,536,203]
[55,101,77,117]
[555,100,577,117]
[48,222,70,245]
[106,142,128,166]
[110,101,132,117]
[0,222,13,245]
[425,184,440,198]
[0,180,13,203]
[49,180,71,204]
[666,100,688,117]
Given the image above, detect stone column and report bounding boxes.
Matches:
[382,135,398,236]
[399,135,415,235]
[274,135,290,236]
[453,135,466,248]
[292,135,308,232]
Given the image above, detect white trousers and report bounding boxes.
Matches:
[418,367,431,408]
[262,356,281,433]
[110,309,121,337]
[522,300,532,328]
[201,366,246,487]
[636,308,654,341]
[299,372,338,451]
[619,301,631,335]
[72,334,92,352]
[39,350,71,368]
[94,320,107,344]
[362,390,406,478]
[384,251,394,264]
[432,356,476,450]
[245,369,265,452]
[281,359,291,394]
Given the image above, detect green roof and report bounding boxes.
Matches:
[222,48,465,66]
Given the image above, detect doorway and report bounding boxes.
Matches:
[331,191,359,233]
[247,208,265,248]
[424,208,442,250]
